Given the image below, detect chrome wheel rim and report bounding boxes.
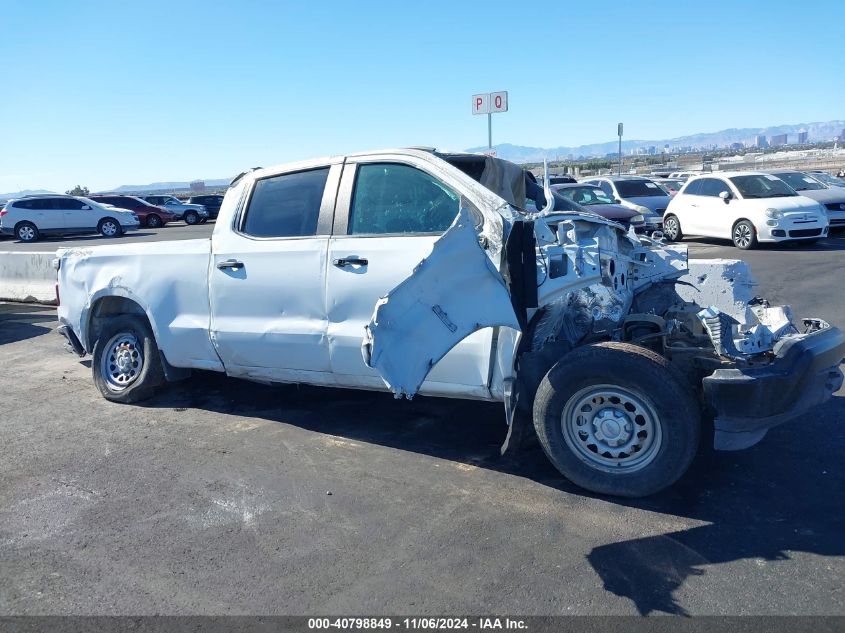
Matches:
[185,213,197,224]
[734,223,752,248]
[18,225,35,241]
[100,332,143,391]
[102,221,118,236]
[664,217,678,240]
[148,216,161,228]
[561,385,663,473]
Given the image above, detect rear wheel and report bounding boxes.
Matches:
[146,214,163,228]
[98,217,122,237]
[732,220,757,249]
[15,221,39,242]
[184,211,199,225]
[662,215,682,242]
[92,315,164,403]
[532,342,700,497]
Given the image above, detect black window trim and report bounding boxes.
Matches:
[233,163,341,241]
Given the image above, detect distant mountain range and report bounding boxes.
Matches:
[105,178,232,193]
[0,188,55,200]
[3,120,843,200]
[467,120,845,162]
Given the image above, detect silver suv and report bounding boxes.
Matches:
[141,195,208,225]
[580,176,669,232]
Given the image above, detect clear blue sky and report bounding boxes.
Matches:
[1,0,842,193]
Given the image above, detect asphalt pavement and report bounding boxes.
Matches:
[0,236,843,615]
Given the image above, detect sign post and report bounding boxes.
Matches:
[617,122,623,176]
[472,91,508,152]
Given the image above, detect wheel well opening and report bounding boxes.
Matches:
[87,297,149,349]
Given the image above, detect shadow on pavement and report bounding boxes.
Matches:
[137,371,845,615]
[0,303,55,344]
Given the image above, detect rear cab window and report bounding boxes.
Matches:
[240,168,330,238]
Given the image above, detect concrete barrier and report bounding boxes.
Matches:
[0,250,58,304]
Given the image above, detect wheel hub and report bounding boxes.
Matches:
[100,334,144,391]
[561,385,663,473]
[593,408,633,447]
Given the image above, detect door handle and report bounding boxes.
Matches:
[217,259,244,270]
[333,257,368,267]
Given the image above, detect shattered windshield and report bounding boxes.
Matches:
[730,175,798,198]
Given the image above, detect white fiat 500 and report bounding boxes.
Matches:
[662,172,829,249]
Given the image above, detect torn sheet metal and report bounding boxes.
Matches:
[362,206,521,399]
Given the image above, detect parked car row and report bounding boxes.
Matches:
[0,195,140,241]
[561,168,845,249]
[0,192,224,242]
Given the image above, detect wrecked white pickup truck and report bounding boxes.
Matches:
[56,149,845,497]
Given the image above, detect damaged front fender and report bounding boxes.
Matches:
[362,206,521,398]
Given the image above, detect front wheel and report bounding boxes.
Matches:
[732,220,757,250]
[184,211,199,225]
[662,214,682,242]
[92,315,164,403]
[532,342,700,497]
[98,217,122,237]
[146,214,163,229]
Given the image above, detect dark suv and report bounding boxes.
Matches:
[89,195,177,228]
[185,194,224,219]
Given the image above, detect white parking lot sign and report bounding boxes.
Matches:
[471,90,508,149]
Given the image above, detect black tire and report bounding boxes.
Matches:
[146,214,163,228]
[98,217,123,238]
[532,342,700,497]
[15,221,39,242]
[92,315,165,403]
[662,214,682,242]
[184,211,199,225]
[732,219,757,250]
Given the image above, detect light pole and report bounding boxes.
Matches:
[617,122,623,176]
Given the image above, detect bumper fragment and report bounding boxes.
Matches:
[703,325,845,450]
[57,324,85,357]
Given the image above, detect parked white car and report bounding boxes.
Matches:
[54,150,845,498]
[0,194,140,242]
[662,172,829,249]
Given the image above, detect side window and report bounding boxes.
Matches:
[698,179,729,197]
[13,200,33,209]
[241,167,329,238]
[59,199,85,210]
[598,181,614,197]
[683,179,703,196]
[348,163,460,235]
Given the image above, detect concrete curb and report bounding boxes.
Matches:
[0,250,58,304]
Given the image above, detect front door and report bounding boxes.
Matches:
[209,161,342,382]
[325,160,495,397]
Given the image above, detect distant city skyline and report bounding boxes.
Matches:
[1,0,842,192]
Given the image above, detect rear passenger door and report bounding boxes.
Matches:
[209,160,342,382]
[325,158,495,397]
[31,198,66,231]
